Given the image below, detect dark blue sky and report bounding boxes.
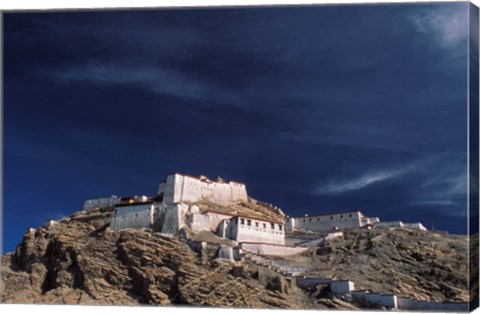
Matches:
[3,3,470,253]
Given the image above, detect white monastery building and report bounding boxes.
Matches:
[106,173,285,245]
[85,172,427,250]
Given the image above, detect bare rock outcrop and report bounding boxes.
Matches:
[1,207,310,308]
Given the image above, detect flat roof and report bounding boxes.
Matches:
[168,172,245,185]
[289,209,363,219]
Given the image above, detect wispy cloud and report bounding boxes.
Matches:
[50,62,241,104]
[312,152,468,217]
[313,168,407,195]
[408,5,468,49]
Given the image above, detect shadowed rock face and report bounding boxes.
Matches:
[0,206,307,308]
[1,205,470,308]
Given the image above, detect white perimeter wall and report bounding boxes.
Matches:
[110,203,154,230]
[351,291,397,309]
[295,277,331,288]
[163,174,248,205]
[84,196,120,210]
[376,221,404,228]
[161,203,190,234]
[403,222,427,230]
[397,297,468,311]
[285,217,296,232]
[189,212,234,233]
[330,281,355,295]
[290,211,362,232]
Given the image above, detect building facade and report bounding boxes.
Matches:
[285,210,378,232]
[159,173,248,205]
[217,214,285,245]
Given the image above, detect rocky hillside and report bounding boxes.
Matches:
[1,206,304,307]
[0,205,470,308]
[278,228,469,302]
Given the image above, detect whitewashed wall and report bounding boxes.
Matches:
[288,211,362,232]
[396,297,468,311]
[363,293,397,309]
[376,221,404,228]
[295,276,330,288]
[330,280,355,295]
[189,212,233,233]
[161,203,189,234]
[285,217,295,231]
[162,174,248,205]
[110,203,154,230]
[232,217,285,245]
[402,222,427,230]
[83,195,121,210]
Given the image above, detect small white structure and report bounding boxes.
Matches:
[185,208,286,245]
[402,222,427,230]
[351,291,398,309]
[376,221,427,231]
[217,213,285,245]
[330,280,356,295]
[159,173,248,205]
[285,210,378,232]
[41,220,57,229]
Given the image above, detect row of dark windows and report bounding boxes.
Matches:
[294,213,354,223]
[239,218,283,230]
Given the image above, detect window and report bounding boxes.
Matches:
[340,215,343,218]
[240,218,245,225]
[309,218,311,222]
[271,223,275,229]
[349,214,352,218]
[303,219,305,222]
[330,216,333,220]
[279,225,283,231]
[255,222,259,227]
[247,219,251,226]
[263,223,267,228]
[317,217,320,221]
[286,218,289,222]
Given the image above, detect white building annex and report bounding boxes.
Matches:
[216,212,285,245]
[285,210,380,232]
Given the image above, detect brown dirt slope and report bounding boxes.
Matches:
[195,198,284,223]
[278,227,468,302]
